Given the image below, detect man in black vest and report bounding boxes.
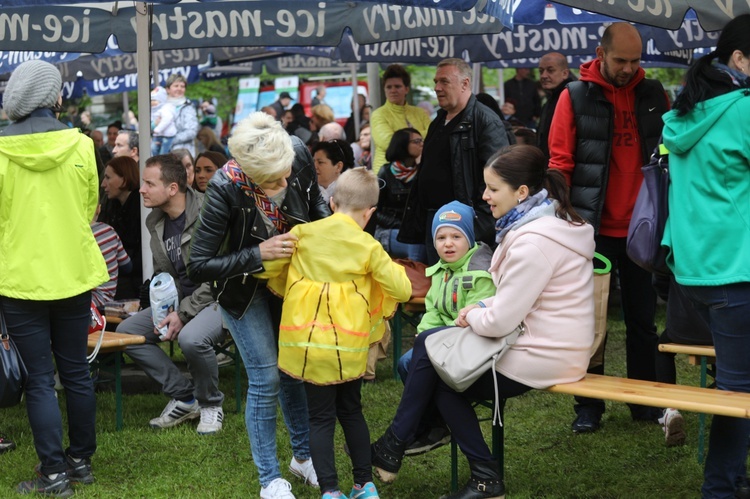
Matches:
[536,52,575,157]
[548,23,670,434]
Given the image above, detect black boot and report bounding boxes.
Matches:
[440,460,505,499]
[371,426,407,484]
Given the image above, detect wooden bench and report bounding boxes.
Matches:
[658,342,717,461]
[470,374,750,492]
[87,331,145,431]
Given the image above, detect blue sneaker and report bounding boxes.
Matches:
[350,482,379,499]
[322,491,348,499]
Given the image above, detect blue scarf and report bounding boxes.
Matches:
[495,188,552,243]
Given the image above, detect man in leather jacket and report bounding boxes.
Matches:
[398,58,509,265]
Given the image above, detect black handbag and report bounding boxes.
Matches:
[0,307,27,408]
[626,141,670,276]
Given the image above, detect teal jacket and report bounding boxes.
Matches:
[417,242,496,333]
[662,88,750,286]
[0,126,108,300]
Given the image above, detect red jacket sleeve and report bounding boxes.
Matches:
[547,88,577,186]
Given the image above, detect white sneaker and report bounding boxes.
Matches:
[660,408,686,447]
[289,457,319,488]
[197,406,224,435]
[216,352,234,367]
[260,478,295,499]
[149,399,200,429]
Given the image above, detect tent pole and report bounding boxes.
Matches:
[351,64,359,141]
[136,1,154,281]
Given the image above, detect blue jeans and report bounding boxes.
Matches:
[220,288,311,488]
[1,292,95,475]
[397,348,413,384]
[682,283,750,499]
[375,228,427,263]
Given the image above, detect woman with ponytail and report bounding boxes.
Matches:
[371,145,596,499]
[662,14,750,499]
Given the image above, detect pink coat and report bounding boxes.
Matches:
[465,215,595,389]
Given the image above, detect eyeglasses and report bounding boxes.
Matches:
[409,138,424,145]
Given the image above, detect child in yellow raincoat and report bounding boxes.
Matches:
[260,167,411,499]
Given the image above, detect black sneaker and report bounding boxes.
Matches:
[0,434,16,454]
[66,454,95,484]
[404,425,451,457]
[571,411,601,434]
[17,471,73,497]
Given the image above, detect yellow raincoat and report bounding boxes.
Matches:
[261,213,412,385]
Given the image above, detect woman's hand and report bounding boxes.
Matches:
[455,304,481,327]
[259,233,299,261]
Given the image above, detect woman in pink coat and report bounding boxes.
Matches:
[372,145,596,499]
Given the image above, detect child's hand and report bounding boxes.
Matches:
[455,304,481,327]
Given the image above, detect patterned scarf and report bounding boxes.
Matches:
[495,188,552,243]
[714,61,750,88]
[389,160,418,183]
[223,160,290,234]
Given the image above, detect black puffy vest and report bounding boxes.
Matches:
[566,79,666,231]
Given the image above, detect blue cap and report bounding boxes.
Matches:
[431,201,476,247]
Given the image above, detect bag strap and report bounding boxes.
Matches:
[593,252,612,275]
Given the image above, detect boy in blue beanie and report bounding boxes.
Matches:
[397,200,496,455]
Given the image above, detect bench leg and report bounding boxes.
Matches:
[492,399,506,483]
[392,306,403,380]
[450,439,459,492]
[115,353,123,431]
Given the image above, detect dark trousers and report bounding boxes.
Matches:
[391,328,531,462]
[305,379,371,493]
[1,292,96,475]
[575,235,658,419]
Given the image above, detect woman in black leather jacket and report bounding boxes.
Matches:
[187,112,330,497]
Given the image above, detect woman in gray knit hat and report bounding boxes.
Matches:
[0,60,108,497]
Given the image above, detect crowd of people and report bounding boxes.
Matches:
[1,15,749,499]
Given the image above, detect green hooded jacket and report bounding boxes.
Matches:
[418,242,496,333]
[0,127,108,300]
[662,88,750,286]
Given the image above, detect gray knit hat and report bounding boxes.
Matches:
[3,60,62,121]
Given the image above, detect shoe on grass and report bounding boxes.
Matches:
[197,406,224,435]
[17,470,73,497]
[0,433,16,454]
[349,481,379,499]
[215,352,234,367]
[659,408,686,447]
[66,454,95,484]
[404,425,451,457]
[149,398,200,429]
[289,457,319,488]
[322,490,348,498]
[260,477,295,499]
[571,411,601,434]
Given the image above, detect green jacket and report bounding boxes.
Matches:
[418,243,496,333]
[662,88,750,286]
[146,188,214,324]
[0,127,108,300]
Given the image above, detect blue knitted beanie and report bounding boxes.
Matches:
[431,201,476,247]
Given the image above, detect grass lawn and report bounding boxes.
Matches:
[0,302,716,498]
